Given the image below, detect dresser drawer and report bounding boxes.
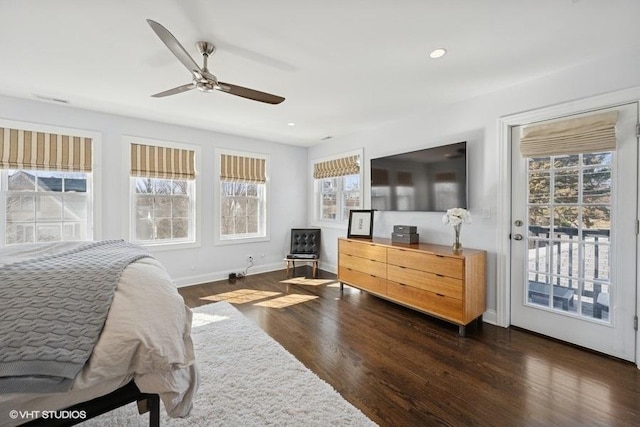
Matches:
[387,248,463,279]
[339,239,386,262]
[387,280,463,323]
[339,266,387,295]
[387,265,462,300]
[339,253,386,278]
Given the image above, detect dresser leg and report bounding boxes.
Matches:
[458,325,466,337]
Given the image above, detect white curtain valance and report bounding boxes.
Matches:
[520,111,618,158]
[0,127,92,172]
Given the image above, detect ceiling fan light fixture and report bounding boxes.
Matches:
[429,48,447,59]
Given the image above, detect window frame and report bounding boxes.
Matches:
[0,120,101,247]
[311,149,364,228]
[214,148,270,246]
[124,136,201,250]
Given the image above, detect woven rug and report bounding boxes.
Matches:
[84,301,375,426]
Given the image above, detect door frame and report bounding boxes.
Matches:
[496,87,640,367]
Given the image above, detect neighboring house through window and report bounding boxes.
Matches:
[216,150,268,243]
[128,139,198,246]
[0,125,95,245]
[313,151,362,223]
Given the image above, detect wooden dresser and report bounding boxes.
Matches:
[338,237,486,336]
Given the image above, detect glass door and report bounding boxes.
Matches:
[510,103,638,361]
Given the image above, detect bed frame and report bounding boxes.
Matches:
[21,381,160,427]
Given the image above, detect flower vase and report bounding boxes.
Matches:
[453,223,462,253]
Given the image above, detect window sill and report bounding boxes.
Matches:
[215,235,270,246]
[136,240,201,252]
[309,221,348,230]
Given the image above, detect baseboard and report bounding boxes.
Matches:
[481,309,498,326]
[174,261,284,288]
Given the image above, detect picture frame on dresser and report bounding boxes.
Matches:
[347,209,374,239]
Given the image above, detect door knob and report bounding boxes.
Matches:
[513,233,523,240]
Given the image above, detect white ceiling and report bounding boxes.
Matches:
[1,0,639,147]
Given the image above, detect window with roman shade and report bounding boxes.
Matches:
[218,151,268,241]
[129,141,197,245]
[0,126,94,245]
[519,111,618,157]
[312,151,362,223]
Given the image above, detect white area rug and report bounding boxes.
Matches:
[85,301,375,426]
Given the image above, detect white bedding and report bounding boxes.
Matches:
[0,242,198,427]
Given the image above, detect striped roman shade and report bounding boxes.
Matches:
[130,143,196,180]
[520,111,618,157]
[0,127,92,172]
[220,154,266,183]
[313,155,360,179]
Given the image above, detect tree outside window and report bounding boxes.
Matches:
[133,177,193,242]
[220,181,265,238]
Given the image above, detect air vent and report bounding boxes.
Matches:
[33,94,70,104]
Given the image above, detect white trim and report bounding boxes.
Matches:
[214,147,270,246]
[122,135,202,248]
[497,86,640,364]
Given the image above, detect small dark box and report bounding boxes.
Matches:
[393,225,417,234]
[391,232,419,244]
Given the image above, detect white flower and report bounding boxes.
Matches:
[442,208,472,226]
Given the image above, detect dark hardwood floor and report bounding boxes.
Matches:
[179,268,640,426]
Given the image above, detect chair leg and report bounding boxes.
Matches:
[312,261,317,278]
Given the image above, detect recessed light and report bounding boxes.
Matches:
[429,48,447,59]
[287,122,296,127]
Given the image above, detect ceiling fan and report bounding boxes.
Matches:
[146,19,285,104]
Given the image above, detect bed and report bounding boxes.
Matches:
[0,241,198,426]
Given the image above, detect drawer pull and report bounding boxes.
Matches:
[436,293,445,297]
[436,274,444,277]
[436,255,445,258]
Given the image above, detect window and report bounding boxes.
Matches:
[129,140,197,246]
[132,177,193,242]
[313,152,362,223]
[0,126,94,245]
[217,151,268,242]
[318,175,360,222]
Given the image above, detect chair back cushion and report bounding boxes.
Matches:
[290,229,321,257]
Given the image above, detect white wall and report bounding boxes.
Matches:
[0,95,308,286]
[308,46,640,320]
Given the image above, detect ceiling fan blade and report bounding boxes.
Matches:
[151,83,196,98]
[217,82,285,104]
[147,19,201,75]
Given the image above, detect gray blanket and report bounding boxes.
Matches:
[0,240,152,393]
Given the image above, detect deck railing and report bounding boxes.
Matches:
[527,226,610,319]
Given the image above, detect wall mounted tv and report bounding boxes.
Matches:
[370,141,467,212]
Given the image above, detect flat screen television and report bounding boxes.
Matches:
[370,141,467,212]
